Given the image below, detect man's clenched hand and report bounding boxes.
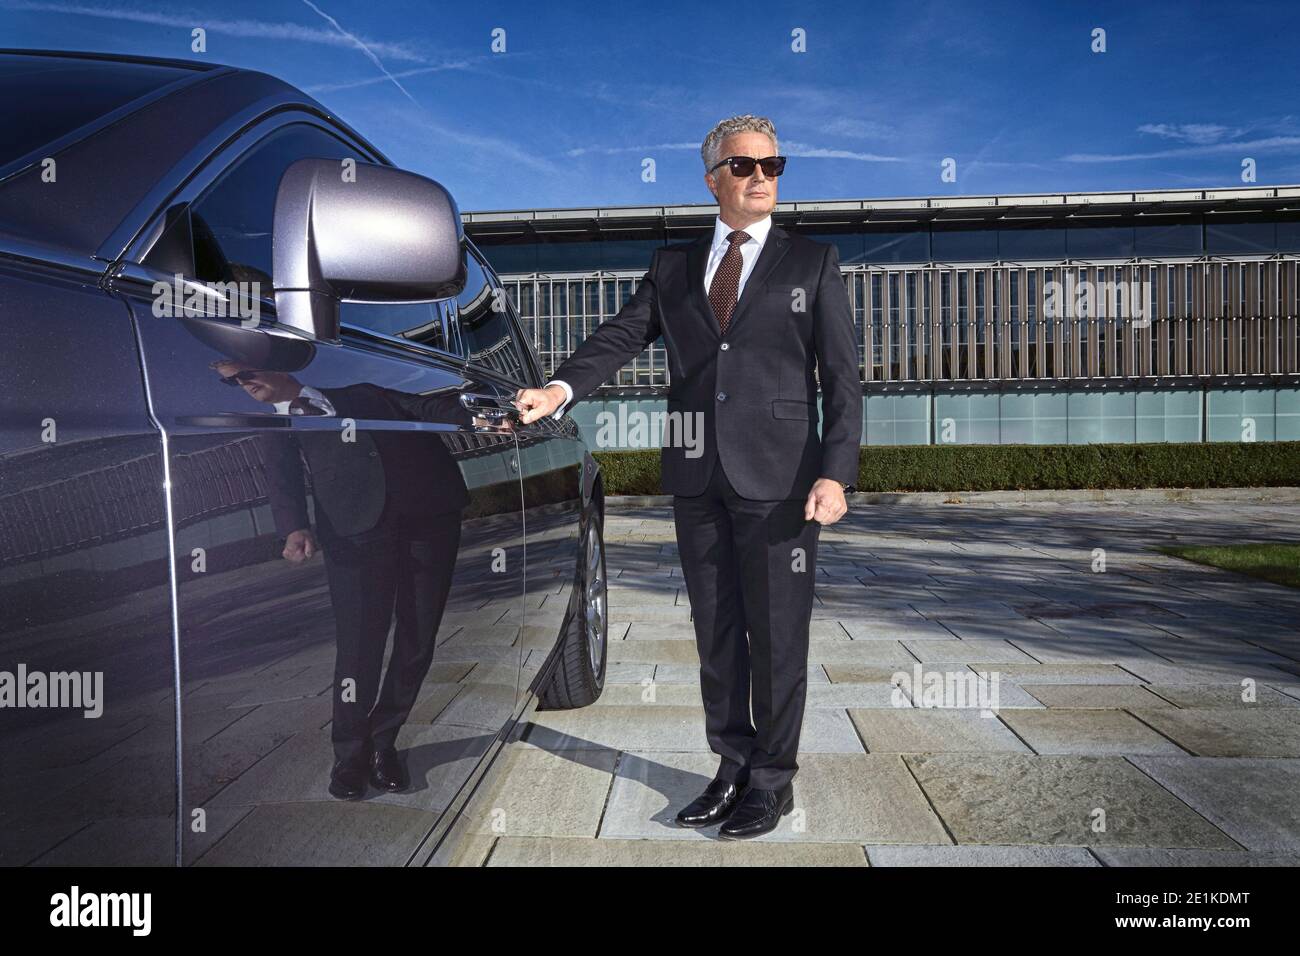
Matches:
[283,528,318,563]
[804,477,848,525]
[513,384,567,424]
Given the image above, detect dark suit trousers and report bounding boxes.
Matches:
[321,510,462,766]
[672,455,821,791]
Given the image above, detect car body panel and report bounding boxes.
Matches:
[0,262,178,865]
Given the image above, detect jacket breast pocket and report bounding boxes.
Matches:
[762,282,809,315]
[771,399,814,421]
[762,282,804,296]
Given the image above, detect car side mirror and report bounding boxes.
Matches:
[272,157,466,340]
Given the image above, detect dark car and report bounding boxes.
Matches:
[0,49,609,865]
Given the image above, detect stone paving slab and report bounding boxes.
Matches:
[604,662,656,683]
[1126,708,1300,757]
[606,605,693,622]
[523,705,705,752]
[1019,684,1174,709]
[1127,757,1300,852]
[961,660,1144,686]
[1093,847,1300,866]
[623,621,699,640]
[865,844,1099,866]
[838,618,955,641]
[484,835,869,866]
[588,683,704,706]
[604,639,702,665]
[824,663,922,684]
[797,641,919,666]
[1145,683,1300,709]
[805,681,909,708]
[599,751,949,844]
[998,709,1188,756]
[1006,636,1168,665]
[848,709,1032,754]
[1116,660,1300,685]
[934,618,1062,642]
[902,639,1040,663]
[466,747,618,838]
[905,753,1237,848]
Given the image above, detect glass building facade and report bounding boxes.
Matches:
[466,186,1300,449]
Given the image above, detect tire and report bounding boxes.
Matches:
[536,505,608,710]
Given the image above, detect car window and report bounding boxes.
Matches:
[142,122,451,354]
[144,123,359,287]
[343,301,451,353]
[454,246,529,382]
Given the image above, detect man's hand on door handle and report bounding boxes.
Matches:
[513,384,568,424]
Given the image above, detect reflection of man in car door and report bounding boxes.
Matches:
[212,360,472,801]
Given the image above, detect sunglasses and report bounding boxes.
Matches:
[219,369,262,386]
[708,155,787,178]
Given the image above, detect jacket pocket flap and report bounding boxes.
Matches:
[771,399,814,420]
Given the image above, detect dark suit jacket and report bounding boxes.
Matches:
[262,382,471,539]
[551,225,863,499]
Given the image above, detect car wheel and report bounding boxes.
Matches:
[536,505,607,709]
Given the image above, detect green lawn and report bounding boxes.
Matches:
[1157,542,1300,590]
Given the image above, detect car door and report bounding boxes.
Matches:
[112,120,526,865]
[451,247,592,707]
[0,262,177,866]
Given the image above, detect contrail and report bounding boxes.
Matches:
[299,0,418,105]
[0,0,426,62]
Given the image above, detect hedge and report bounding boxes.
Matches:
[591,441,1300,495]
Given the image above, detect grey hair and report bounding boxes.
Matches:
[701,115,778,171]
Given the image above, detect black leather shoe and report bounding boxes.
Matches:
[718,783,794,839]
[675,777,748,827]
[328,761,367,800]
[369,747,410,792]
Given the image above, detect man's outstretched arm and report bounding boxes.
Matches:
[515,252,662,424]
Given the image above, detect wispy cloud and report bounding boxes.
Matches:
[782,142,903,163]
[1137,123,1244,145]
[1062,135,1300,163]
[0,0,428,62]
[820,117,897,140]
[565,143,697,158]
[374,103,561,176]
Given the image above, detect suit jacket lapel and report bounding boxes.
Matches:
[686,234,716,337]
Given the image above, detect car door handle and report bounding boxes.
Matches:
[459,392,521,421]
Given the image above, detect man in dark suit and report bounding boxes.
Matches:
[212,361,471,800]
[514,115,863,838]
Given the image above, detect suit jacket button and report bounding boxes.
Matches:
[720,343,729,351]
[716,391,727,402]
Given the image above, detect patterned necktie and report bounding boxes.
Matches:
[289,396,326,416]
[708,229,751,333]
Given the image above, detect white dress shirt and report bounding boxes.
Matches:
[273,384,336,417]
[546,214,773,419]
[704,212,772,299]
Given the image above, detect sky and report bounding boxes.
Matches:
[3,0,1299,211]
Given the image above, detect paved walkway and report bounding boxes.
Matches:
[451,496,1300,866]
